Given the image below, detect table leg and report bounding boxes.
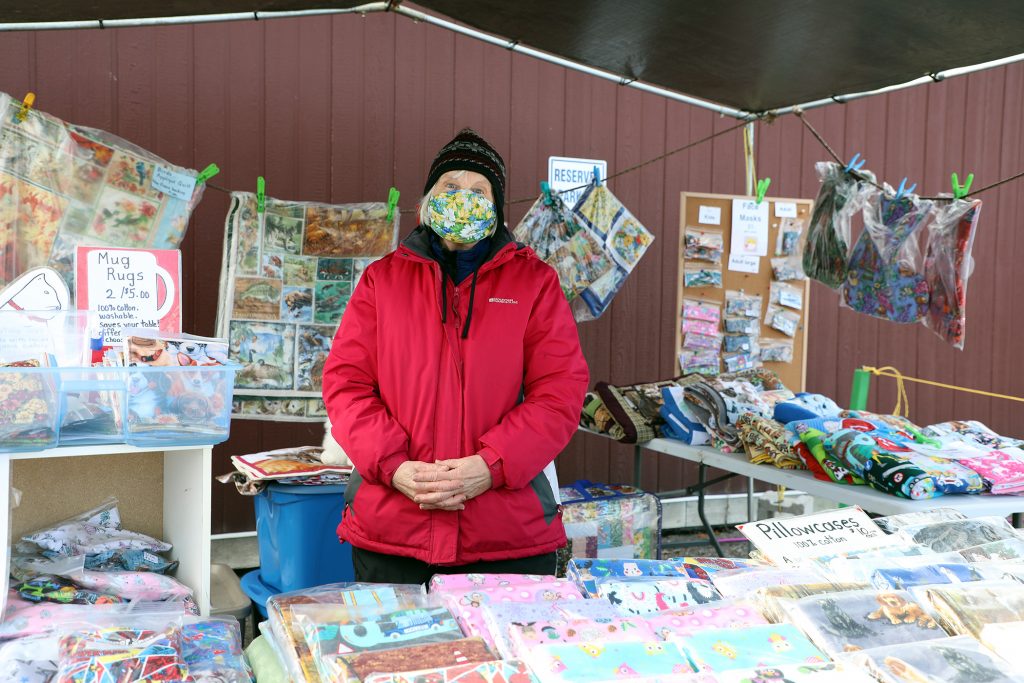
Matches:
[747,477,755,523]
[696,463,725,557]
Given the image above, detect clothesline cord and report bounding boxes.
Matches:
[794,110,1024,201]
[199,119,752,214]
[861,365,1024,408]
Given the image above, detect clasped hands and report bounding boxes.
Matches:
[391,455,492,511]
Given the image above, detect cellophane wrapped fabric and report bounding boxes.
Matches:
[522,639,695,683]
[802,162,874,289]
[643,599,768,637]
[363,659,540,683]
[513,192,613,301]
[919,580,1024,638]
[673,623,828,673]
[0,91,208,288]
[923,197,982,348]
[326,637,496,683]
[569,180,654,321]
[843,185,933,323]
[844,635,1024,683]
[480,599,620,660]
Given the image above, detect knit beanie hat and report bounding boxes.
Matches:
[424,127,507,229]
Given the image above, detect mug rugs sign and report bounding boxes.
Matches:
[737,507,893,565]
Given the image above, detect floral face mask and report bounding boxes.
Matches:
[427,189,497,244]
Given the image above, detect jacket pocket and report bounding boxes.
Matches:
[529,470,558,525]
[345,469,363,515]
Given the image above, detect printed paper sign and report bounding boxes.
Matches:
[737,507,894,564]
[76,246,182,345]
[774,202,798,218]
[730,199,770,256]
[698,205,722,225]
[727,253,760,274]
[151,166,197,202]
[548,156,607,209]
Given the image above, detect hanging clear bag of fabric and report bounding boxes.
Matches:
[803,161,875,289]
[922,197,981,349]
[684,227,724,263]
[843,184,933,323]
[513,190,613,302]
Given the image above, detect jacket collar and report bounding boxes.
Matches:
[399,224,521,274]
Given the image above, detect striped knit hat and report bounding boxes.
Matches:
[424,127,506,229]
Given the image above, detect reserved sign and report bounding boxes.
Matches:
[738,507,893,564]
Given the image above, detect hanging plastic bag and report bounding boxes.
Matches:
[512,192,613,302]
[774,217,806,257]
[803,162,875,288]
[922,197,981,349]
[683,262,722,288]
[843,185,933,323]
[570,180,654,321]
[684,227,724,263]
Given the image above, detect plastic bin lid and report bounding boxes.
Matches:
[264,482,347,495]
[210,563,253,620]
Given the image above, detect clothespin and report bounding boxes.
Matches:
[256,176,266,214]
[592,166,601,186]
[15,93,35,123]
[755,177,771,204]
[844,153,865,174]
[195,163,220,184]
[894,177,916,200]
[951,172,974,200]
[385,187,400,221]
[540,181,555,206]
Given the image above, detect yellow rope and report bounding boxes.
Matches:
[861,365,1024,418]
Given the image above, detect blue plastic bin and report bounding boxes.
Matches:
[241,569,276,620]
[254,482,354,593]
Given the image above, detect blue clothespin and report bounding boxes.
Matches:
[844,153,865,174]
[593,166,601,186]
[895,177,916,201]
[540,181,555,206]
[256,176,266,214]
[755,177,771,204]
[951,172,974,200]
[385,187,400,221]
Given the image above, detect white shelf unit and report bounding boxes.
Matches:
[0,442,213,615]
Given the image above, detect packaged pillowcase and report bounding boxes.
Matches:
[567,559,697,598]
[428,574,553,593]
[710,568,828,600]
[783,589,943,656]
[896,517,1020,553]
[960,538,1024,562]
[54,625,188,682]
[643,599,768,639]
[181,618,252,683]
[675,623,828,673]
[598,579,722,616]
[979,621,1024,666]
[717,662,874,683]
[439,580,583,649]
[332,637,496,683]
[847,635,1024,683]
[685,228,725,264]
[364,659,541,683]
[523,640,695,683]
[869,564,982,591]
[873,508,967,534]
[753,583,869,623]
[684,264,723,289]
[920,580,1024,638]
[508,617,653,658]
[481,600,620,660]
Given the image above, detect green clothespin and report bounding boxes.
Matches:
[386,187,400,221]
[256,176,266,214]
[951,172,974,199]
[540,181,555,206]
[755,177,771,204]
[195,163,220,184]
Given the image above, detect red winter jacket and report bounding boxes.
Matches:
[322,225,589,565]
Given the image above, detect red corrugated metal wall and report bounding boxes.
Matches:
[1,14,1022,533]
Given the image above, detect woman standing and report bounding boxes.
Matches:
[322,128,588,583]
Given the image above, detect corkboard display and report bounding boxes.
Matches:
[678,192,813,392]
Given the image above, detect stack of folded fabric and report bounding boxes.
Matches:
[218,445,353,495]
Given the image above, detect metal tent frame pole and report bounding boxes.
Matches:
[4,3,1023,118]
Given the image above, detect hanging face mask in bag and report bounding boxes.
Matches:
[843,186,933,323]
[427,189,497,244]
[923,198,981,349]
[803,162,875,289]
